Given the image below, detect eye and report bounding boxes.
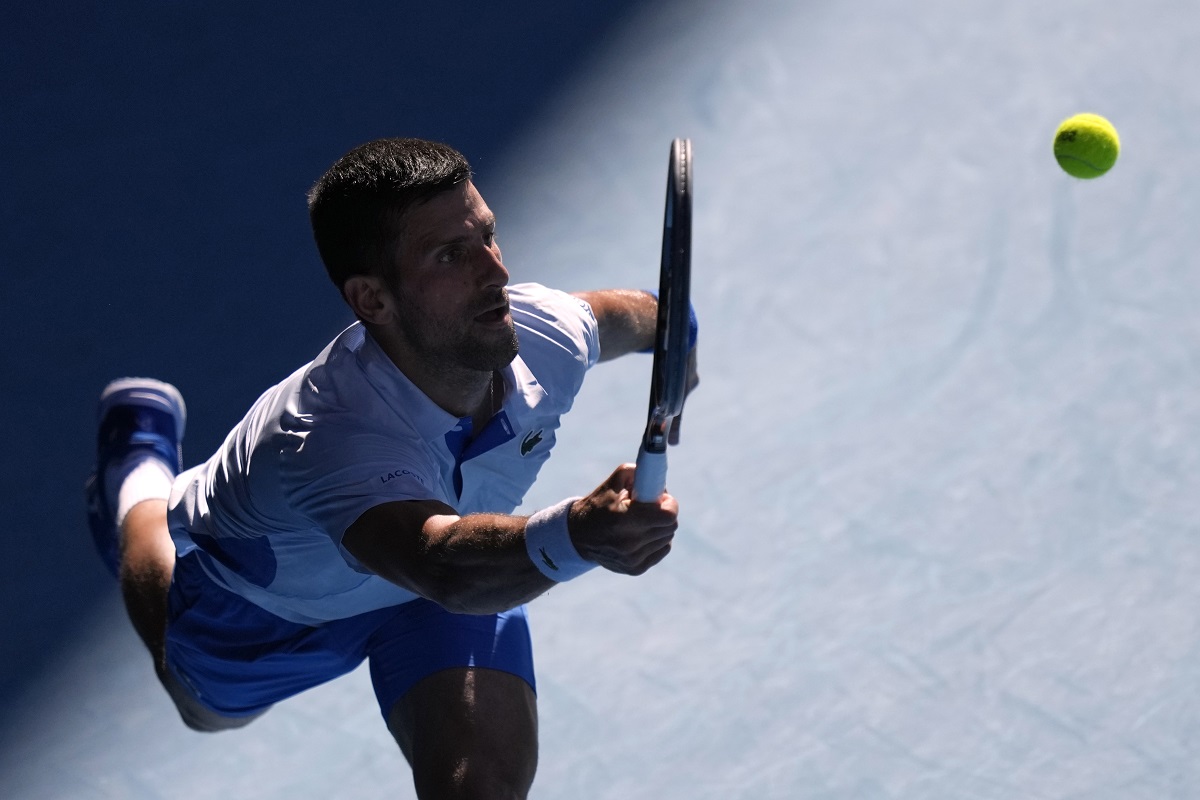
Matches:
[437,246,465,264]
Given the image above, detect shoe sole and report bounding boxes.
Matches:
[98,378,187,440]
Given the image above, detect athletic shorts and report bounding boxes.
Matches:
[162,550,535,728]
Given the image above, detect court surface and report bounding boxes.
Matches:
[4,1,1200,797]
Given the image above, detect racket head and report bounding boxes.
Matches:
[642,138,693,455]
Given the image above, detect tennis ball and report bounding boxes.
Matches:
[1053,113,1119,179]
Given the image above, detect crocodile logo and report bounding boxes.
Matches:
[521,429,544,456]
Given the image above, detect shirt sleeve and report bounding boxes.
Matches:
[507,283,601,396]
[282,423,439,553]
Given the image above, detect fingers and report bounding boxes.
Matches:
[668,413,683,445]
[610,540,673,576]
[580,523,675,576]
[668,347,698,447]
[569,467,680,575]
[685,346,699,389]
[632,541,673,575]
[602,464,678,517]
[604,463,637,495]
[624,489,679,521]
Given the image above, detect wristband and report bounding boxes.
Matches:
[638,290,699,353]
[525,496,595,581]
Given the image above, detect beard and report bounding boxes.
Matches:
[394,287,519,373]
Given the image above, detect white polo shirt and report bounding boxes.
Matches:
[168,283,600,625]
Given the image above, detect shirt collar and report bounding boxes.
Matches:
[348,323,550,443]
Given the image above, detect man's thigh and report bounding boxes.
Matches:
[163,551,381,724]
[389,667,538,797]
[365,598,536,723]
[366,600,538,795]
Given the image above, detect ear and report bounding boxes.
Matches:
[342,275,395,325]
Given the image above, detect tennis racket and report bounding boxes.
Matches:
[632,138,693,502]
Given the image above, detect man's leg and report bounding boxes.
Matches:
[121,498,259,733]
[366,600,538,798]
[85,378,187,666]
[87,379,269,732]
[85,379,260,732]
[119,498,175,668]
[388,667,538,800]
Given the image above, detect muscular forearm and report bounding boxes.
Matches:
[411,513,559,614]
[345,504,559,616]
[345,501,568,614]
[344,465,678,615]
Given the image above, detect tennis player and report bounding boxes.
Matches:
[85,138,691,799]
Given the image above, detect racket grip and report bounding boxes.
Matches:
[632,445,667,501]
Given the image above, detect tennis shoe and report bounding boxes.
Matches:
[84,378,186,577]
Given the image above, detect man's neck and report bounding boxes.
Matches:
[368,324,495,423]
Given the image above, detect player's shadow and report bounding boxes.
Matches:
[0,0,645,740]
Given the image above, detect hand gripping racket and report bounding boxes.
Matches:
[632,138,693,502]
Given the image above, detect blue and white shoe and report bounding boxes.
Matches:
[84,378,186,577]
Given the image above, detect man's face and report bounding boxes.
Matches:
[386,181,518,372]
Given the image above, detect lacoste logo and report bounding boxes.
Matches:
[539,547,559,571]
[521,430,544,456]
[380,469,417,484]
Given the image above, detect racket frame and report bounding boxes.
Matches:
[633,138,692,501]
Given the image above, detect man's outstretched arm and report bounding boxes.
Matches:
[342,464,678,615]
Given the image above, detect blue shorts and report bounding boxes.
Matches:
[163,551,535,724]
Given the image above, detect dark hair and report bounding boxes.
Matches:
[306,138,472,289]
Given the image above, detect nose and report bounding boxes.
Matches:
[480,242,508,288]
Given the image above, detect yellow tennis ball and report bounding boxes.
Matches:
[1053,113,1120,179]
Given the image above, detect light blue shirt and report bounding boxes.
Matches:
[168,284,600,624]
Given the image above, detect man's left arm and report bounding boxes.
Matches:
[572,288,700,426]
[571,289,658,362]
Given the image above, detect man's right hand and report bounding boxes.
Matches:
[567,464,678,576]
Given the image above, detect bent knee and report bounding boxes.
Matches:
[412,749,537,800]
[176,704,260,733]
[157,661,265,733]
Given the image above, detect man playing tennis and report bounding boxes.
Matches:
[85,138,690,799]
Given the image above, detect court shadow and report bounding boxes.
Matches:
[0,0,645,742]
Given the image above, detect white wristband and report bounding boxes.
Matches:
[525,497,595,581]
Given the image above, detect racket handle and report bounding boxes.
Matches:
[632,445,667,502]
